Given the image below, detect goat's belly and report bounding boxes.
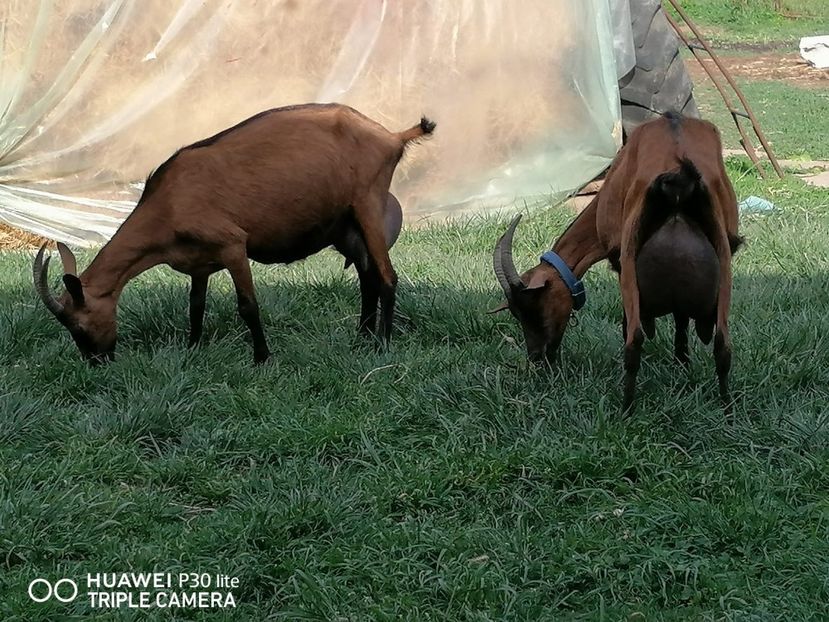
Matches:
[247,237,332,265]
[635,226,720,319]
[246,215,349,265]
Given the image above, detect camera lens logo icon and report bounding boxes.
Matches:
[28,578,78,603]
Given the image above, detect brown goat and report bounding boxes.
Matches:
[493,112,741,413]
[33,103,435,364]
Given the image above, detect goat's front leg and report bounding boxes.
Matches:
[222,247,270,364]
[354,193,397,345]
[188,273,209,347]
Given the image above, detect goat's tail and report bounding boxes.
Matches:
[397,116,436,146]
[640,158,719,246]
[650,158,706,213]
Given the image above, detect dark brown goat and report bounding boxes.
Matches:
[34,103,434,364]
[493,112,741,413]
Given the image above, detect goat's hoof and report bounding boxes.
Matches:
[358,328,377,340]
[370,334,390,352]
[722,395,734,419]
[253,351,270,365]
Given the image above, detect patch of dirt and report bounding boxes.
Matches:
[686,52,829,88]
[697,34,797,54]
[723,149,829,170]
[803,170,829,188]
[715,41,796,52]
[0,223,48,250]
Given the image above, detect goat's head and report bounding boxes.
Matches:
[33,243,116,364]
[492,215,575,364]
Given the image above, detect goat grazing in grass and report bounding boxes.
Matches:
[34,103,434,364]
[493,111,741,413]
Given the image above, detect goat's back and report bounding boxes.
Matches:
[142,104,409,263]
[596,113,738,253]
[163,103,401,209]
[629,114,724,185]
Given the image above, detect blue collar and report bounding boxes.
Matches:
[540,251,586,311]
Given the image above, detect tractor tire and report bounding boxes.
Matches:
[618,0,698,135]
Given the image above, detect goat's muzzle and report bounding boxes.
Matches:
[33,244,65,317]
[493,214,526,303]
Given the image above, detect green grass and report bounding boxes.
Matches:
[693,79,829,161]
[676,0,829,46]
[2,162,829,619]
[681,0,829,164]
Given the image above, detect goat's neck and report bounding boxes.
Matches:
[80,209,164,300]
[551,196,606,277]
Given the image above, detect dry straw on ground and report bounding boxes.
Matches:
[0,223,47,250]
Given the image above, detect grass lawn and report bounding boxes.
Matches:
[2,160,829,619]
[677,0,829,163]
[673,0,829,46]
[693,79,829,162]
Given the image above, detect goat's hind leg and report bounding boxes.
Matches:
[713,230,735,413]
[673,313,690,366]
[188,273,210,347]
[622,310,627,342]
[353,193,397,345]
[222,246,270,364]
[355,264,380,337]
[714,327,732,411]
[621,294,645,415]
[619,229,645,415]
[334,234,381,338]
[623,327,644,415]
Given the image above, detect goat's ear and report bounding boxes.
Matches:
[56,242,78,276]
[524,271,549,291]
[487,301,510,314]
[62,274,85,307]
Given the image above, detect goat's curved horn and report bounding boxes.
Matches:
[33,244,65,317]
[56,242,78,276]
[493,214,526,302]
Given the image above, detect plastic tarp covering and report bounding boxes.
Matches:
[609,0,636,79]
[0,0,622,247]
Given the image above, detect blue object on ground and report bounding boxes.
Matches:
[738,196,776,213]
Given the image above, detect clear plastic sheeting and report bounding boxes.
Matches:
[0,0,622,247]
[610,0,636,79]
